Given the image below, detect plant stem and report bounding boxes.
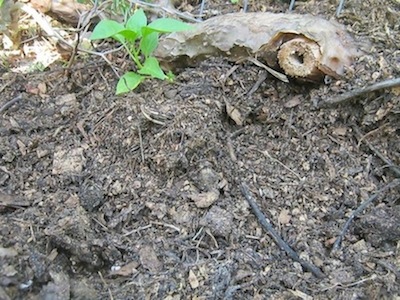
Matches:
[122,42,143,69]
[132,48,143,69]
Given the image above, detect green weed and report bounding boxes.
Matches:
[90,8,192,95]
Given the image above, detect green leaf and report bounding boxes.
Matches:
[126,9,147,34]
[116,29,138,42]
[140,32,159,57]
[146,18,193,33]
[90,20,125,40]
[116,72,143,94]
[138,57,166,80]
[113,33,125,44]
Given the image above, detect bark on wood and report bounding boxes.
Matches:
[155,12,360,81]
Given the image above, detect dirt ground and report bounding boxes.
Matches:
[1,0,400,299]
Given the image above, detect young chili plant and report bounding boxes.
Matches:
[90,9,192,95]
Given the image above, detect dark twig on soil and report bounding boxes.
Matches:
[138,125,145,163]
[317,77,400,108]
[332,179,400,252]
[247,71,268,96]
[353,126,400,178]
[0,95,23,114]
[240,182,326,279]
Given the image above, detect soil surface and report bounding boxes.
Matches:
[1,0,400,299]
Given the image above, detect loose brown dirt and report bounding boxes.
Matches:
[0,0,399,299]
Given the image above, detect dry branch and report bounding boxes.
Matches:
[240,182,326,279]
[353,126,400,178]
[332,179,400,252]
[0,94,23,114]
[318,77,400,107]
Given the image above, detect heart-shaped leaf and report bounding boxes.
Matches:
[138,57,166,80]
[116,72,143,94]
[140,32,159,57]
[90,20,125,40]
[126,9,147,35]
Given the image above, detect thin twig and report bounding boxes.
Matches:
[356,124,388,148]
[289,0,296,11]
[240,182,326,279]
[150,221,181,233]
[221,65,239,85]
[138,125,145,163]
[318,274,378,292]
[247,71,268,96]
[332,179,400,251]
[0,95,23,114]
[198,0,206,20]
[129,0,201,23]
[336,0,346,17]
[246,57,289,83]
[123,224,152,236]
[353,126,400,178]
[21,3,122,77]
[258,150,302,181]
[0,76,16,93]
[65,3,96,70]
[318,77,400,108]
[98,271,114,300]
[374,259,400,280]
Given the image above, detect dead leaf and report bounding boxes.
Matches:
[16,139,26,156]
[392,86,400,96]
[284,95,302,108]
[325,237,337,247]
[0,247,18,257]
[278,209,291,225]
[38,82,47,94]
[0,192,30,208]
[289,289,313,300]
[375,105,392,121]
[189,189,220,208]
[225,101,244,126]
[110,261,139,277]
[332,127,347,136]
[188,269,199,289]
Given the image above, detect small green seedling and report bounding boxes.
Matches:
[90,9,192,95]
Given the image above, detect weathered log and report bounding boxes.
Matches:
[29,0,91,26]
[155,12,360,81]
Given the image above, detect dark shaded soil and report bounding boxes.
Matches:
[1,0,399,299]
